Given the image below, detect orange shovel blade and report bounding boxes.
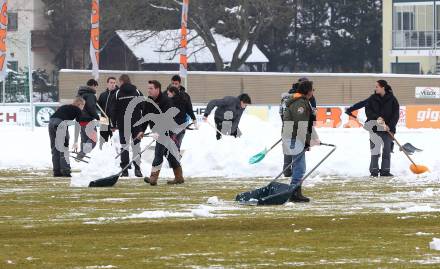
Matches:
[410,164,429,174]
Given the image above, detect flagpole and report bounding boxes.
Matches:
[28,31,34,131]
[179,0,189,90]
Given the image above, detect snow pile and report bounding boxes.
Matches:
[429,238,440,251]
[207,196,224,205]
[70,141,121,187]
[1,114,440,184]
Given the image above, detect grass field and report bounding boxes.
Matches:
[1,170,440,268]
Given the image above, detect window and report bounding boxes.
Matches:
[391,62,420,74]
[7,12,17,31]
[397,12,415,30]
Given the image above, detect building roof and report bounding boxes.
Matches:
[116,30,269,64]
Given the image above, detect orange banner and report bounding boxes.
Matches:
[90,0,99,80]
[0,0,7,81]
[406,105,440,128]
[179,0,189,78]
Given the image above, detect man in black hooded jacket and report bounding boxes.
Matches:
[365,80,400,178]
[111,74,145,177]
[97,76,117,148]
[74,79,100,158]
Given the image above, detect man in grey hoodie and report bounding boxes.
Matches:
[203,94,252,140]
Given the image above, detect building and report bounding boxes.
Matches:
[383,0,440,74]
[101,30,269,72]
[7,0,55,75]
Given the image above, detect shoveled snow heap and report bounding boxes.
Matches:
[1,113,439,186]
[430,238,440,251]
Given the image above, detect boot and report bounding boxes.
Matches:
[167,167,184,184]
[289,186,310,203]
[144,170,160,186]
[380,171,394,177]
[134,167,143,177]
[121,170,129,177]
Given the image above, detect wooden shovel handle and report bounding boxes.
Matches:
[387,131,418,167]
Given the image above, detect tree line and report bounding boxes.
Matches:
[42,0,382,73]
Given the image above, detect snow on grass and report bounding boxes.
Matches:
[429,238,440,251]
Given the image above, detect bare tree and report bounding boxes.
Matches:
[122,0,281,71]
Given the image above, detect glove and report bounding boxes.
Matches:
[72,143,79,152]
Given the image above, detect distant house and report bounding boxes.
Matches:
[100,30,269,72]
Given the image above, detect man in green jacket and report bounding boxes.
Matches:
[282,80,320,202]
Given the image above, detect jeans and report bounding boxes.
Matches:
[152,139,181,170]
[369,132,392,174]
[285,139,306,186]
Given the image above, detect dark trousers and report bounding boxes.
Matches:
[48,118,71,175]
[369,132,393,174]
[99,126,112,149]
[119,132,141,170]
[80,123,97,155]
[175,130,185,150]
[152,140,181,170]
[283,154,293,176]
[214,118,238,140]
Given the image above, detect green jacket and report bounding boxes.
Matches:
[282,93,317,147]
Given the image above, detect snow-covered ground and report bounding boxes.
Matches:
[0,113,439,187]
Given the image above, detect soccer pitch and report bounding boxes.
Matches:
[1,170,440,268]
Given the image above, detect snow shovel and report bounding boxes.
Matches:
[236,143,337,206]
[387,131,429,175]
[89,139,155,187]
[249,139,282,164]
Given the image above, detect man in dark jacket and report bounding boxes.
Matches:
[142,80,186,186]
[97,76,117,149]
[111,74,145,177]
[49,97,85,177]
[282,80,320,202]
[74,79,100,158]
[171,75,197,128]
[166,85,194,150]
[280,77,317,177]
[203,94,252,140]
[365,80,400,178]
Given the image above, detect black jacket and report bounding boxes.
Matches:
[365,91,400,133]
[51,105,82,121]
[204,96,245,133]
[112,83,144,134]
[77,86,99,122]
[97,87,117,123]
[169,91,194,125]
[179,86,196,121]
[142,90,172,132]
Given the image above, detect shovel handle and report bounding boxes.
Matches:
[268,139,282,152]
[387,131,418,167]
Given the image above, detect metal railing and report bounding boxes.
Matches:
[393,30,435,49]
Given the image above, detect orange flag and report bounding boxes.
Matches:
[0,0,8,81]
[90,0,99,80]
[179,0,189,78]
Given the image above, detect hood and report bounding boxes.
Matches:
[285,93,306,107]
[78,86,96,95]
[119,83,138,94]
